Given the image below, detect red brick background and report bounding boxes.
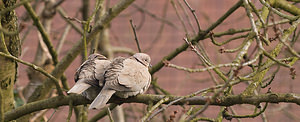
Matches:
[15,0,300,121]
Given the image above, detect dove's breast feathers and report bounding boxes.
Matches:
[103,57,151,97]
[118,58,151,91]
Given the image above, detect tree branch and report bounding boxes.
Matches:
[149,0,243,75]
[269,0,300,16]
[0,52,64,96]
[23,1,58,65]
[5,93,300,121]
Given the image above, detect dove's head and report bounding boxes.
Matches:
[133,53,151,68]
[88,54,107,60]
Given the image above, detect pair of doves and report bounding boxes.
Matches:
[68,53,151,109]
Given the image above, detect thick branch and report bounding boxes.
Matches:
[23,1,58,65]
[270,0,300,16]
[0,52,63,96]
[5,93,300,121]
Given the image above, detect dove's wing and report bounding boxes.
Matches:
[88,57,125,109]
[89,54,151,109]
[74,59,90,82]
[68,59,95,94]
[74,58,98,86]
[102,57,128,91]
[74,59,110,99]
[68,54,109,94]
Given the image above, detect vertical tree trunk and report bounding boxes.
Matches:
[0,0,21,116]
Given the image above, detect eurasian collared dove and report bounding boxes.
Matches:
[68,54,111,100]
[89,53,151,109]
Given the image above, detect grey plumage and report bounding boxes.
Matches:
[68,54,111,100]
[89,53,151,109]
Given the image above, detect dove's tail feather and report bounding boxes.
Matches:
[67,83,91,94]
[89,89,116,109]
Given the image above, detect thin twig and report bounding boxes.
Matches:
[130,19,141,53]
[142,97,170,122]
[57,7,84,34]
[223,103,268,119]
[210,33,249,46]
[107,107,114,122]
[176,0,196,34]
[183,38,228,81]
[82,0,104,60]
[170,0,188,34]
[183,0,201,32]
[131,3,178,29]
[262,50,291,68]
[279,36,300,58]
[147,66,249,121]
[244,0,293,69]
[145,0,169,52]
[220,39,249,53]
[66,100,73,122]
[29,109,48,122]
[261,66,280,88]
[46,109,57,122]
[151,80,171,95]
[195,43,219,85]
[191,117,215,122]
[228,107,241,122]
[248,1,265,28]
[186,72,236,121]
[165,54,258,73]
[88,104,118,122]
[52,0,65,8]
[208,19,291,39]
[56,24,71,55]
[150,0,243,74]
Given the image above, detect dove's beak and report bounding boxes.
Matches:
[149,64,152,68]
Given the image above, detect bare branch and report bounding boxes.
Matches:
[0,52,64,96]
[5,93,300,121]
[183,0,201,32]
[23,1,59,65]
[130,19,141,53]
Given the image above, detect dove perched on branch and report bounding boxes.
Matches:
[68,54,111,100]
[89,53,152,109]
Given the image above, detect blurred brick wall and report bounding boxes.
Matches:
[16,0,300,121]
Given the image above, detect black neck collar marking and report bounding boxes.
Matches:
[134,57,147,67]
